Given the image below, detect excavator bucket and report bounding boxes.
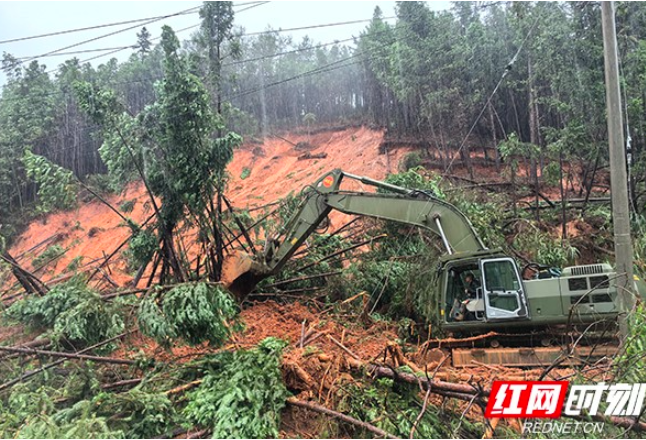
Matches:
[221,250,268,300]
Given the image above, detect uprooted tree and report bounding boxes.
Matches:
[75,25,241,284]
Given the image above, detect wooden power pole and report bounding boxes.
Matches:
[601,1,635,338]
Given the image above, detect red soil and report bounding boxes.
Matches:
[6,126,411,289]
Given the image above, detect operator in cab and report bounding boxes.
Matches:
[454,272,480,321]
[463,272,480,298]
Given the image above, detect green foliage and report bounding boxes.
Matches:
[88,389,178,438]
[65,256,84,273]
[184,338,289,439]
[143,26,242,230]
[383,168,444,198]
[337,377,476,438]
[348,260,410,313]
[124,227,157,270]
[302,112,316,126]
[53,293,125,349]
[6,276,87,328]
[32,243,65,269]
[85,174,115,195]
[618,304,646,383]
[498,132,540,168]
[240,167,251,180]
[256,231,347,293]
[513,226,579,267]
[23,151,77,213]
[138,282,240,348]
[118,199,135,213]
[75,26,243,282]
[5,277,124,350]
[0,371,177,439]
[446,190,507,250]
[401,151,423,171]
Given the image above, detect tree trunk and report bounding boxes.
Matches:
[528,55,540,221]
[1,251,48,296]
[489,102,501,172]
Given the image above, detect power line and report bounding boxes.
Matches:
[242,16,396,37]
[224,37,356,67]
[2,9,401,118]
[17,46,136,60]
[226,30,414,100]
[41,2,270,74]
[0,1,266,46]
[11,9,388,71]
[0,10,198,46]
[18,27,355,66]
[227,55,361,100]
[1,33,359,110]
[442,15,540,177]
[2,29,415,126]
[19,33,359,74]
[19,5,203,65]
[0,32,424,163]
[3,13,379,102]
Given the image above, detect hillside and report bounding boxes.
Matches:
[1,125,643,439]
[6,126,410,287]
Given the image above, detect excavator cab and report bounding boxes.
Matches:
[441,252,530,330]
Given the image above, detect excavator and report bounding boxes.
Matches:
[223,169,632,367]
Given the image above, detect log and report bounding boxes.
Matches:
[0,338,51,360]
[263,271,343,289]
[369,365,488,397]
[328,335,361,360]
[285,361,316,389]
[0,331,131,392]
[165,379,203,396]
[0,251,49,296]
[0,346,136,365]
[287,397,399,439]
[184,429,210,439]
[101,378,143,391]
[297,234,387,273]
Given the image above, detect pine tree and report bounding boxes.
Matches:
[136,26,152,56]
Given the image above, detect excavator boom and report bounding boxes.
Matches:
[223,169,485,297]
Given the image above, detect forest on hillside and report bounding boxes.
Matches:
[4,2,646,227]
[2,2,646,439]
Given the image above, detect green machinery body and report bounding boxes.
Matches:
[225,169,630,342]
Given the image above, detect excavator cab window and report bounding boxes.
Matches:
[446,267,484,322]
[480,258,529,321]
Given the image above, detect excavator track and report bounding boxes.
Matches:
[451,344,617,367]
[425,329,619,368]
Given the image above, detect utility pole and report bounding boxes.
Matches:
[601,1,635,339]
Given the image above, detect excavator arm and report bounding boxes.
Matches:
[223,169,486,297]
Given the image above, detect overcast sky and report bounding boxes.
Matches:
[0,1,451,87]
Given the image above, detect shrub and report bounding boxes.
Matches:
[401,151,423,171]
[118,199,135,213]
[184,338,288,438]
[124,227,157,271]
[6,277,124,350]
[32,244,65,269]
[23,151,77,213]
[138,282,240,348]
